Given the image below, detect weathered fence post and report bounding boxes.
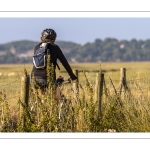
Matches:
[1,92,6,128]
[119,67,132,101]
[119,68,128,95]
[73,69,79,90]
[120,68,127,86]
[20,74,30,127]
[73,70,79,104]
[97,73,104,119]
[94,73,99,102]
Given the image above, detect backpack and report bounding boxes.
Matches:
[33,42,60,70]
[33,42,50,69]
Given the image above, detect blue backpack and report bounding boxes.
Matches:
[33,43,50,69]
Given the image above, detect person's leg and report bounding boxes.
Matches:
[55,86,61,101]
[34,78,48,94]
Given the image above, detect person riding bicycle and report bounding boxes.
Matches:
[31,28,77,91]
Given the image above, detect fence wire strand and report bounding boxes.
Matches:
[0,71,150,106]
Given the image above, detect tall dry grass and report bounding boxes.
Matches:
[0,62,150,132]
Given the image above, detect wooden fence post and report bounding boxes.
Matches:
[73,69,79,90]
[72,70,79,104]
[98,73,104,119]
[119,67,132,101]
[120,68,126,86]
[20,74,30,127]
[94,73,98,102]
[119,68,128,95]
[1,92,6,128]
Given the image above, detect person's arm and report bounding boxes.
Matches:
[57,46,77,80]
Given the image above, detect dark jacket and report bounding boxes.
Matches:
[31,42,77,81]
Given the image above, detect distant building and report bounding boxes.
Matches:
[120,44,125,49]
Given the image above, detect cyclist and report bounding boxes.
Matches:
[31,28,77,94]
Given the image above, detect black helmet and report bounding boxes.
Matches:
[41,28,57,40]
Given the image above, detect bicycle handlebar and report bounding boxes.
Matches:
[62,80,71,84]
[56,78,70,85]
[56,76,77,86]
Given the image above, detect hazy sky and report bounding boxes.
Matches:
[1,18,150,45]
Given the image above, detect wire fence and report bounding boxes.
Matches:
[1,70,150,102]
[0,69,150,131]
[0,75,21,102]
[77,70,150,94]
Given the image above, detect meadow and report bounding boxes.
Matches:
[0,61,150,76]
[0,62,150,132]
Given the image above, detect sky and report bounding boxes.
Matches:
[1,18,150,45]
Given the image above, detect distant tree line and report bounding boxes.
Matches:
[0,38,150,64]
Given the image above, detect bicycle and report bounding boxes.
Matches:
[29,75,77,131]
[30,76,73,120]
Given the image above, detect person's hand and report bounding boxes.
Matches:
[71,79,77,83]
[68,76,78,83]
